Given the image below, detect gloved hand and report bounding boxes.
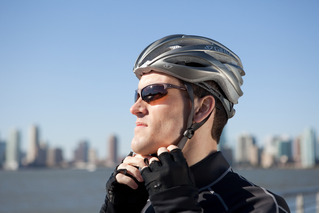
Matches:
[141,148,195,196]
[102,153,149,213]
[106,167,148,206]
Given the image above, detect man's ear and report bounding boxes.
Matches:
[194,96,215,123]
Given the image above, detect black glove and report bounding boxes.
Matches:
[101,159,149,213]
[141,148,195,196]
[140,149,201,212]
[106,167,148,205]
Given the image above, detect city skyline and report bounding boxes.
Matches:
[1,123,318,160]
[0,124,318,170]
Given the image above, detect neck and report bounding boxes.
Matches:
[181,104,218,166]
[182,131,218,166]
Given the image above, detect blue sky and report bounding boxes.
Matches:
[0,0,318,159]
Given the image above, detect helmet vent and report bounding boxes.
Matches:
[175,61,206,68]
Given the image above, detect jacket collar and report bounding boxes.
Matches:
[190,151,231,190]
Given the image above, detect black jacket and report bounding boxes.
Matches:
[100,151,290,213]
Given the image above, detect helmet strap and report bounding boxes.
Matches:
[178,83,194,149]
[178,82,214,150]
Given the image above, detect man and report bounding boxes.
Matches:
[100,34,290,212]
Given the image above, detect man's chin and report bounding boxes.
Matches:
[132,147,158,156]
[132,147,156,156]
[131,139,154,156]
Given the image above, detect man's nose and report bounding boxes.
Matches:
[130,98,148,116]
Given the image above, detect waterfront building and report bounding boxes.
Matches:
[73,140,89,163]
[88,148,98,164]
[277,135,292,164]
[0,139,6,168]
[37,142,48,166]
[47,147,64,167]
[4,129,21,170]
[236,133,259,166]
[26,125,40,166]
[300,128,317,168]
[106,134,118,167]
[262,135,292,167]
[263,136,278,157]
[261,151,275,168]
[292,136,302,167]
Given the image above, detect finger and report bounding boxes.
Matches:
[157,147,168,156]
[148,157,161,171]
[123,155,149,171]
[123,156,147,168]
[115,168,127,175]
[116,173,138,189]
[170,148,186,164]
[158,151,173,166]
[167,145,179,152]
[117,163,144,182]
[134,154,151,166]
[148,156,159,164]
[123,155,151,168]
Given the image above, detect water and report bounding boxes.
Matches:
[0,168,111,213]
[0,168,318,213]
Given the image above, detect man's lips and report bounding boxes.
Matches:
[136,122,147,127]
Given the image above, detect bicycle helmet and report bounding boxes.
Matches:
[133,34,245,148]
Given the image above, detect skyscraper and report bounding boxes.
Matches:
[292,136,302,167]
[74,140,89,163]
[37,142,48,166]
[277,136,292,163]
[47,147,64,167]
[4,129,21,170]
[300,128,317,168]
[0,137,6,168]
[26,125,40,165]
[107,134,118,167]
[236,133,258,166]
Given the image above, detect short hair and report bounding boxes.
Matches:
[191,81,228,143]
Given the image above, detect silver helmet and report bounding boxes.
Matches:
[133,34,245,118]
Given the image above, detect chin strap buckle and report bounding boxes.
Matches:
[183,128,195,139]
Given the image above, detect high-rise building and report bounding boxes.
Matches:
[74,140,89,163]
[0,138,6,168]
[26,125,40,165]
[107,134,118,167]
[236,133,259,166]
[88,148,98,165]
[262,135,292,167]
[292,136,302,167]
[277,136,292,163]
[300,128,317,168]
[37,142,48,166]
[47,147,64,167]
[4,129,21,170]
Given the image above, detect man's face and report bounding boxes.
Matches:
[130,72,190,155]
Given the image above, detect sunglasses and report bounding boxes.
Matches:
[135,83,186,103]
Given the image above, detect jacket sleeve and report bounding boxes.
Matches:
[99,195,115,213]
